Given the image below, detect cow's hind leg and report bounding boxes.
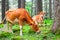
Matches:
[6,19,14,33]
[6,21,9,30]
[9,23,13,33]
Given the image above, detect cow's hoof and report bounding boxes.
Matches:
[36,31,41,34]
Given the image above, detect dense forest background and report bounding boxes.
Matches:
[0,0,60,40]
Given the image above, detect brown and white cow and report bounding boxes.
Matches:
[1,8,40,36]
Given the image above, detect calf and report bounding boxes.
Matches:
[32,11,45,25]
[1,8,40,36]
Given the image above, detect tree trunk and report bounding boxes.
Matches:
[49,0,52,19]
[6,0,9,11]
[21,0,25,8]
[2,0,6,23]
[51,0,60,33]
[36,0,42,14]
[32,0,37,16]
[18,0,25,8]
[32,0,42,16]
[18,0,21,8]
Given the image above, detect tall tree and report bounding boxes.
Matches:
[2,0,6,23]
[32,0,37,16]
[6,0,9,11]
[51,0,60,33]
[32,0,42,16]
[36,0,42,14]
[18,0,25,8]
[49,0,52,19]
[18,0,21,8]
[21,0,25,8]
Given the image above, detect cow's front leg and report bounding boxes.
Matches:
[18,18,23,36]
[20,25,22,36]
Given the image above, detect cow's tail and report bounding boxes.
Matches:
[0,11,8,24]
[0,16,6,24]
[0,10,13,24]
[2,16,6,23]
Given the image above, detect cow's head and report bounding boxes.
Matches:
[30,22,40,33]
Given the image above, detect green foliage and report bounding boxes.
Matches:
[0,24,4,28]
[0,31,12,37]
[44,19,53,25]
[25,2,32,16]
[12,24,20,32]
[0,31,13,40]
[0,19,60,40]
[23,24,33,34]
[11,36,21,40]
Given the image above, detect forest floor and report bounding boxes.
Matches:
[0,19,60,40]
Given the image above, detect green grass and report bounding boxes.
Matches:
[0,19,60,40]
[0,24,4,28]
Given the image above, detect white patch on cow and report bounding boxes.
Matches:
[20,26,22,36]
